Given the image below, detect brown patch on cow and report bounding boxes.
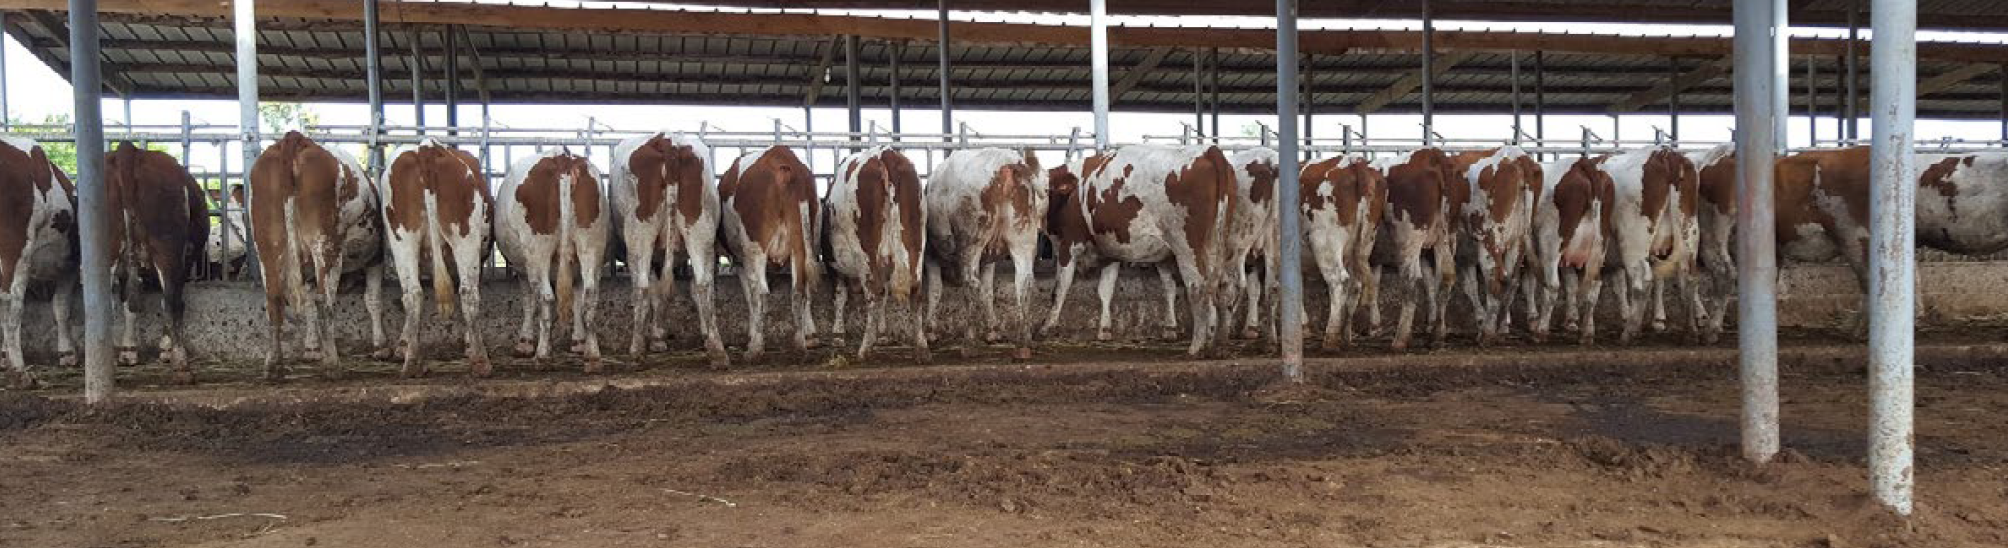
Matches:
[624,135,706,223]
[1162,146,1237,272]
[720,147,819,269]
[515,155,570,235]
[1551,158,1608,254]
[250,131,356,308]
[1087,164,1145,245]
[977,152,1044,253]
[1383,148,1461,232]
[1920,155,1966,209]
[385,144,491,239]
[1773,147,1871,250]
[851,155,892,285]
[568,158,602,229]
[0,140,39,287]
[1301,157,1386,230]
[1696,152,1737,216]
[1044,162,1092,262]
[847,149,924,298]
[1243,156,1277,208]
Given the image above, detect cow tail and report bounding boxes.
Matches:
[422,149,456,316]
[554,161,579,328]
[113,144,142,303]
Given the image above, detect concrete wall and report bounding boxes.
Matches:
[13,261,2005,362]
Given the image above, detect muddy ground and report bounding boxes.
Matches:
[3,330,2007,547]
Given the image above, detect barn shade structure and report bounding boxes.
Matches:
[23,0,1995,518]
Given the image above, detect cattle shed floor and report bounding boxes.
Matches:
[4,331,2008,547]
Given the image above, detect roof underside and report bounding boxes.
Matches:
[4,1,2007,118]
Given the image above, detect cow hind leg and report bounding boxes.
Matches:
[831,283,849,344]
[1095,263,1121,342]
[260,284,289,380]
[156,265,193,384]
[1008,246,1037,361]
[52,282,76,368]
[1038,256,1078,339]
[1649,274,1670,333]
[789,261,818,354]
[978,263,1002,343]
[365,265,390,360]
[2,284,26,388]
[856,289,881,362]
[455,253,492,378]
[389,240,427,378]
[513,278,540,358]
[1319,261,1349,351]
[1156,264,1181,341]
[687,249,729,367]
[116,267,141,367]
[1579,264,1605,346]
[923,259,943,343]
[1178,262,1215,358]
[739,254,771,364]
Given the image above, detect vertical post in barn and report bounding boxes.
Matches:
[1668,57,1680,142]
[1732,0,1784,465]
[1419,0,1435,146]
[845,35,862,150]
[1510,51,1522,145]
[937,0,952,154]
[410,32,425,135]
[1846,0,1861,141]
[235,0,258,281]
[1274,0,1305,382]
[365,0,384,173]
[1090,0,1110,149]
[1209,48,1221,143]
[1302,53,1314,159]
[1806,57,1817,146]
[1999,63,2006,144]
[443,25,458,136]
[0,12,9,129]
[1867,0,1917,517]
[889,41,903,141]
[71,0,112,403]
[1534,50,1546,147]
[1193,49,1204,138]
[179,111,192,166]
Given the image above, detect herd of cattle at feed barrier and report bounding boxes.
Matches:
[2,130,2007,388]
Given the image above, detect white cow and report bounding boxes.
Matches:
[1221,147,1281,341]
[0,137,75,388]
[1039,154,1184,342]
[610,133,726,365]
[1525,156,1613,345]
[380,139,493,377]
[497,148,611,371]
[826,147,929,363]
[248,131,386,379]
[1688,145,1736,342]
[923,148,1045,360]
[1069,145,1237,356]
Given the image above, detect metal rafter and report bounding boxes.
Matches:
[1607,56,1731,113]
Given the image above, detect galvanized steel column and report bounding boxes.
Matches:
[71,0,112,403]
[1510,51,1522,144]
[1534,51,1546,144]
[1420,0,1434,145]
[1275,0,1305,381]
[1209,48,1220,142]
[365,0,383,172]
[889,41,903,139]
[236,0,258,281]
[1668,57,1680,142]
[444,26,458,134]
[410,33,424,134]
[937,0,951,141]
[845,35,862,146]
[1846,1,1861,141]
[1090,0,1110,149]
[1732,0,1785,464]
[1867,0,1917,517]
[0,12,9,129]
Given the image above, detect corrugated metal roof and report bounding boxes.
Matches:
[5,6,2007,118]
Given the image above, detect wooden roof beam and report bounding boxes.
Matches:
[1356,51,1475,115]
[1607,56,1731,113]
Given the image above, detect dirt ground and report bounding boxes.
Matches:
[3,330,2008,548]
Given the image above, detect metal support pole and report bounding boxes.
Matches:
[71,0,112,403]
[1999,63,2006,144]
[1419,0,1435,145]
[845,35,862,148]
[1209,47,1221,143]
[1510,51,1523,145]
[1090,0,1110,149]
[443,26,458,135]
[1807,57,1818,146]
[179,111,192,166]
[1668,57,1680,142]
[365,0,384,172]
[0,12,8,128]
[1732,0,1784,465]
[1302,53,1314,159]
[410,32,424,135]
[1534,50,1546,145]
[937,0,952,141]
[889,41,903,140]
[1274,0,1305,381]
[1193,49,1204,137]
[1846,0,1861,141]
[235,0,258,281]
[1867,0,1917,517]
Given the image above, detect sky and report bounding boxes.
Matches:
[5,5,2008,176]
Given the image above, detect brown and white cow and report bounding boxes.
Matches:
[249,131,386,380]
[1300,154,1386,349]
[1526,155,1615,345]
[1369,148,1464,349]
[612,133,726,365]
[1595,146,1701,343]
[1688,145,1736,342]
[718,146,822,363]
[1773,147,2008,329]
[1449,147,1541,345]
[498,148,609,371]
[925,148,1045,360]
[1219,147,1281,341]
[106,142,209,382]
[380,139,493,377]
[1061,145,1237,356]
[1039,154,1184,343]
[825,147,929,363]
[0,137,76,388]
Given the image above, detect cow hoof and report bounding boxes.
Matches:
[1011,347,1032,363]
[1701,331,1721,345]
[1159,329,1181,342]
[512,341,537,358]
[263,365,288,383]
[1095,330,1115,342]
[1320,338,1344,352]
[301,349,322,362]
[371,347,396,361]
[468,358,493,378]
[56,353,77,368]
[1650,320,1668,333]
[400,362,426,379]
[116,349,140,367]
[582,357,604,375]
[569,342,591,355]
[983,331,1004,344]
[744,350,765,366]
[170,370,194,385]
[1390,339,1411,351]
[649,340,671,353]
[1239,327,1262,340]
[321,366,346,381]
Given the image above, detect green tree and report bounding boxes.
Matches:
[259,102,320,132]
[8,113,78,173]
